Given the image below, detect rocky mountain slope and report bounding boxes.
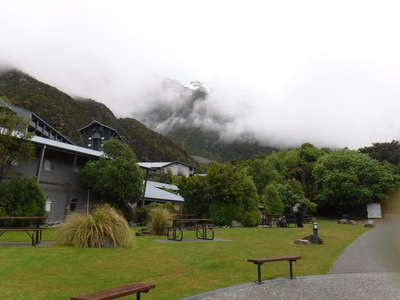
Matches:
[0,69,196,163]
[135,80,276,161]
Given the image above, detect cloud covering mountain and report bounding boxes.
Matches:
[2,1,400,150]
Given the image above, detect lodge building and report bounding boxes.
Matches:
[2,99,185,223]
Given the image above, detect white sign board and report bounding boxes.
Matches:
[367,203,382,219]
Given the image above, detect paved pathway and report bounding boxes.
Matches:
[182,273,400,300]
[182,221,400,299]
[330,221,400,273]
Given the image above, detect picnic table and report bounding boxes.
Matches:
[167,218,214,241]
[0,216,46,246]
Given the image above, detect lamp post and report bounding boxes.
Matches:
[312,222,319,244]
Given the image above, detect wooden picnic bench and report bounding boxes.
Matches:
[71,282,155,300]
[167,218,214,241]
[247,256,302,284]
[0,216,45,246]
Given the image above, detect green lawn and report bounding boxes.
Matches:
[0,221,367,300]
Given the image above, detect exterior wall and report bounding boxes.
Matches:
[10,104,73,144]
[80,123,120,151]
[161,163,193,177]
[8,146,92,223]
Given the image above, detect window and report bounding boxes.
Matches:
[43,160,53,171]
[69,199,78,212]
[45,199,52,212]
[177,166,184,176]
[92,137,100,150]
[73,156,80,173]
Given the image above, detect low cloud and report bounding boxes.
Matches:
[1,1,400,149]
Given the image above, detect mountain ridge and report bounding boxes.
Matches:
[0,69,196,164]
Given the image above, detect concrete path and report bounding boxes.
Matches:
[182,273,400,300]
[330,221,400,273]
[182,221,400,299]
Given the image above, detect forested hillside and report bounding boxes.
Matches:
[0,69,196,163]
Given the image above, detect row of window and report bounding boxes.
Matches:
[42,159,80,172]
[45,198,78,212]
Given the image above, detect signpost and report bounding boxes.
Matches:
[367,203,382,219]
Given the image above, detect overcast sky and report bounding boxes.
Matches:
[2,0,400,148]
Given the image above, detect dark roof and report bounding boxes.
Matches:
[78,120,119,135]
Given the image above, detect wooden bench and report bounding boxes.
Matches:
[71,282,155,300]
[247,256,302,284]
[0,216,45,246]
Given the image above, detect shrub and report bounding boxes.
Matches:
[0,177,45,218]
[147,207,172,235]
[209,203,243,226]
[56,204,133,248]
[242,209,261,227]
[135,202,179,224]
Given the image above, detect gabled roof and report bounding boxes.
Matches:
[78,120,120,135]
[138,161,196,170]
[138,162,172,169]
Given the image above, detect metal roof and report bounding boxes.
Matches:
[146,180,179,191]
[30,136,103,157]
[144,183,184,202]
[138,161,196,170]
[138,162,172,169]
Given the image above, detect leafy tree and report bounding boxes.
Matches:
[246,158,282,195]
[81,139,143,221]
[180,163,260,226]
[0,97,34,181]
[0,177,45,217]
[246,143,327,205]
[359,140,400,167]
[261,182,284,215]
[276,180,316,214]
[102,138,137,160]
[312,149,399,216]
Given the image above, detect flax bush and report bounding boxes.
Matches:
[56,204,133,248]
[147,207,172,235]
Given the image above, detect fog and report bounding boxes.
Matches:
[2,0,400,149]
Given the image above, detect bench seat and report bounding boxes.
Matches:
[71,282,155,300]
[248,256,301,284]
[0,228,43,231]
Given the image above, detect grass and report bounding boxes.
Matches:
[0,221,367,300]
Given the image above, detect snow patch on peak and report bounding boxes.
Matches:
[185,81,210,93]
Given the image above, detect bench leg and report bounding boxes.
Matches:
[289,261,293,279]
[257,263,263,284]
[136,292,141,300]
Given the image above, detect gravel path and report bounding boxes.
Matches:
[182,221,400,299]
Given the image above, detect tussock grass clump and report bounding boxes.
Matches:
[147,207,172,235]
[56,204,133,248]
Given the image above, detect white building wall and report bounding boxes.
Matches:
[162,163,191,177]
